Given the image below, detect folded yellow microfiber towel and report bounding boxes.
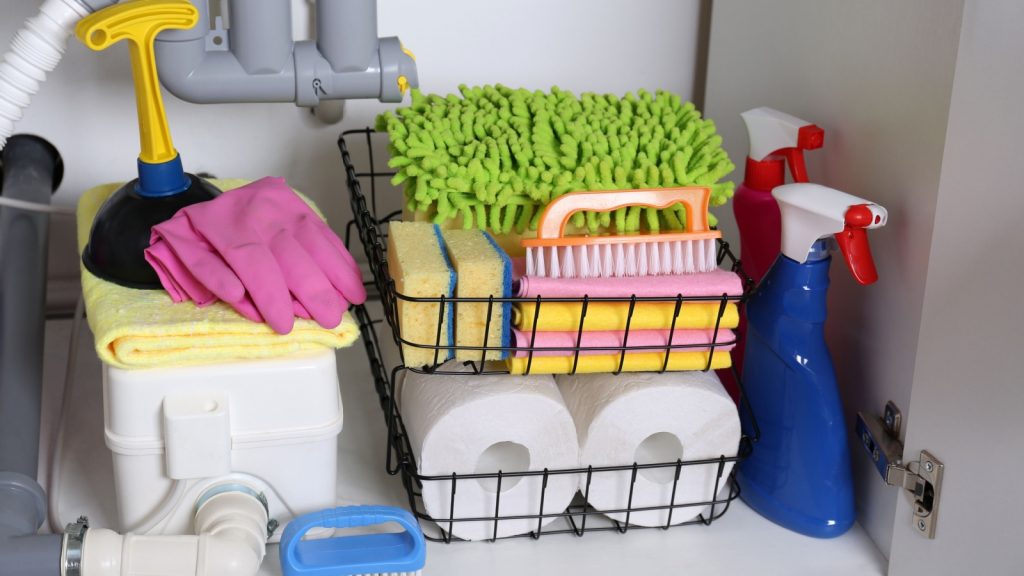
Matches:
[507,350,732,375]
[78,179,359,370]
[514,301,739,332]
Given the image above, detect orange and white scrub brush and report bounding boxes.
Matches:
[521,187,721,278]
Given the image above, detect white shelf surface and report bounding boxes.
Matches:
[40,315,886,576]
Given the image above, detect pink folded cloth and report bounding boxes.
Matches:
[515,268,744,299]
[511,328,736,358]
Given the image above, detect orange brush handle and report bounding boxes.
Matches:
[532,187,714,241]
[537,187,713,240]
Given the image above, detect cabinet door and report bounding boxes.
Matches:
[887,1,1024,573]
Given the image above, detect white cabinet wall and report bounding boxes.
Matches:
[704,1,1024,573]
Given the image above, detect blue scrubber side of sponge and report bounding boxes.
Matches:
[482,230,512,358]
[432,223,456,361]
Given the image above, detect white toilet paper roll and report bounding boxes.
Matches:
[557,370,740,527]
[401,363,580,541]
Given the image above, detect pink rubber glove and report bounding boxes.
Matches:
[147,216,361,327]
[145,177,366,333]
[148,228,326,324]
[145,216,234,307]
[147,214,322,320]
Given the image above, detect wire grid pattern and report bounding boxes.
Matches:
[340,128,760,542]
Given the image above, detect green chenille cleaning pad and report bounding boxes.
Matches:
[376,85,735,234]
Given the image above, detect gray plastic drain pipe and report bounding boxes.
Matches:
[0,134,64,576]
[154,0,418,106]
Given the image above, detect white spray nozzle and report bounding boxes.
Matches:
[741,107,824,186]
[742,107,821,160]
[774,183,887,284]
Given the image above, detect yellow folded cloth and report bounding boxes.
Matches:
[507,350,732,375]
[78,179,359,370]
[514,301,739,332]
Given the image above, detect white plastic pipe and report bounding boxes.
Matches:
[81,491,268,576]
[0,0,100,149]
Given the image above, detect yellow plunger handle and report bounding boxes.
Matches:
[75,0,198,164]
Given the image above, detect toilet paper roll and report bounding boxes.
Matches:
[401,363,580,541]
[557,370,740,527]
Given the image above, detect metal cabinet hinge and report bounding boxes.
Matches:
[856,401,944,539]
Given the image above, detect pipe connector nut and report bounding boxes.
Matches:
[379,37,418,102]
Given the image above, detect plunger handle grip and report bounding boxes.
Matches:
[76,0,198,164]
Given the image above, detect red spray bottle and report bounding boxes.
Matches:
[734,107,825,283]
[721,108,824,400]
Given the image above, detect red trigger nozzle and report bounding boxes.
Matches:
[836,204,879,285]
[797,124,824,150]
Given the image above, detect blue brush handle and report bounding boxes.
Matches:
[289,505,420,535]
[280,506,425,576]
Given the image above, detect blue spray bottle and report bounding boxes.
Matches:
[738,183,888,538]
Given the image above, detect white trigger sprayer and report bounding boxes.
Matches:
[773,183,888,284]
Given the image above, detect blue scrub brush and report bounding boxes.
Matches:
[280,506,427,576]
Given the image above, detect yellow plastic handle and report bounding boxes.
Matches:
[76,0,199,164]
[534,187,714,240]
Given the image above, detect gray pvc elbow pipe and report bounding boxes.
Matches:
[0,473,62,576]
[228,0,291,74]
[0,134,64,576]
[317,0,377,72]
[154,0,417,105]
[154,0,297,103]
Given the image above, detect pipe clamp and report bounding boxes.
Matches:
[194,483,276,536]
[62,516,89,576]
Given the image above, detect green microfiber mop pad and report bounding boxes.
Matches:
[377,85,735,235]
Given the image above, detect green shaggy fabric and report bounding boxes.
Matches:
[377,85,735,234]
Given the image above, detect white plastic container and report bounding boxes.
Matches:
[102,349,342,541]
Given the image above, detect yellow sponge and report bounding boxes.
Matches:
[387,222,455,367]
[441,229,512,361]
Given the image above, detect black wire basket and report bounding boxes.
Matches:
[340,128,759,542]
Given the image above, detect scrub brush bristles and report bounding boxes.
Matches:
[524,237,719,278]
[521,187,722,278]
